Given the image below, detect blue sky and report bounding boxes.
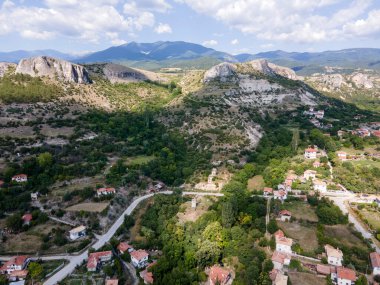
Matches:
[0,0,380,54]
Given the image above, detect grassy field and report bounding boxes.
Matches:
[352,159,380,168]
[130,198,154,243]
[278,221,318,253]
[357,207,380,230]
[66,202,109,212]
[247,175,265,191]
[125,155,156,166]
[288,272,326,285]
[324,225,367,248]
[282,201,318,222]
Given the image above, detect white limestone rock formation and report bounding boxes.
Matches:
[16,56,91,84]
[0,62,16,77]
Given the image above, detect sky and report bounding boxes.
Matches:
[0,0,380,54]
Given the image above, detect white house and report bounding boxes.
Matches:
[274,190,287,201]
[304,148,317,159]
[130,249,149,268]
[97,187,116,196]
[0,256,30,274]
[11,174,28,183]
[331,267,356,285]
[263,187,273,197]
[279,210,292,222]
[276,237,293,254]
[370,252,380,275]
[273,272,288,285]
[69,225,86,240]
[87,251,112,272]
[304,170,317,181]
[314,179,327,193]
[325,245,343,266]
[117,242,134,254]
[271,251,291,270]
[337,151,347,161]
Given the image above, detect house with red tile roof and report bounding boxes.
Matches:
[87,251,112,272]
[337,151,347,161]
[273,190,287,202]
[9,270,29,282]
[276,236,293,254]
[274,230,285,240]
[271,251,291,270]
[97,187,116,197]
[370,252,380,275]
[130,250,149,268]
[21,214,32,226]
[303,170,317,181]
[117,242,134,254]
[279,210,292,222]
[0,256,30,274]
[139,261,156,284]
[263,187,273,197]
[105,279,118,285]
[372,131,380,138]
[304,147,318,159]
[208,265,232,285]
[325,244,343,266]
[11,174,28,183]
[331,267,356,285]
[313,161,321,168]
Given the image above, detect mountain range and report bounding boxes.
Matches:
[1,41,380,75]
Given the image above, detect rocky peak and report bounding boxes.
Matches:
[249,59,298,80]
[351,73,373,89]
[203,62,237,82]
[15,56,91,84]
[0,62,16,77]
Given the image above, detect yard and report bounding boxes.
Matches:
[247,175,265,191]
[355,206,380,230]
[288,272,326,285]
[324,224,367,249]
[278,221,319,253]
[281,200,318,222]
[66,202,109,212]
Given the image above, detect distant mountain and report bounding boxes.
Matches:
[77,41,236,63]
[0,49,76,63]
[236,48,380,74]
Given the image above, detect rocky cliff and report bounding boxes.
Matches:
[16,56,91,84]
[0,62,16,77]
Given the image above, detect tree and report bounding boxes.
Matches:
[267,219,278,234]
[6,213,23,232]
[356,275,368,285]
[37,152,53,168]
[221,202,235,228]
[0,275,8,285]
[29,262,43,283]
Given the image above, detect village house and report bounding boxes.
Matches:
[314,179,327,193]
[284,179,292,192]
[21,214,32,226]
[337,151,347,161]
[97,187,116,197]
[304,147,318,159]
[279,210,292,222]
[273,190,287,202]
[337,130,346,138]
[191,197,197,208]
[263,187,273,197]
[370,252,380,276]
[8,270,29,282]
[355,128,371,138]
[11,174,28,183]
[331,267,356,285]
[0,256,30,274]
[273,272,288,285]
[313,161,321,168]
[303,170,317,181]
[325,245,343,266]
[131,249,149,268]
[105,279,118,285]
[69,225,86,241]
[87,251,112,272]
[315,110,325,119]
[372,130,380,138]
[208,265,232,285]
[117,242,134,254]
[271,251,291,270]
[30,192,39,201]
[140,262,156,284]
[276,236,293,254]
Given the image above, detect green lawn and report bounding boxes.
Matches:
[282,200,318,222]
[352,159,380,168]
[357,207,380,231]
[125,155,156,166]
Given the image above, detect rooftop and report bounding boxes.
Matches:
[370,252,380,268]
[209,265,231,284]
[105,279,118,285]
[325,244,343,259]
[130,249,149,261]
[69,225,86,234]
[337,267,356,281]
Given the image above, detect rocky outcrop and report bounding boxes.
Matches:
[351,73,373,89]
[203,62,237,82]
[249,59,298,80]
[16,56,91,84]
[0,62,16,77]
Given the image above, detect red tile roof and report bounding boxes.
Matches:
[117,242,133,253]
[105,279,118,285]
[271,251,290,264]
[97,187,116,193]
[264,187,273,193]
[9,270,29,278]
[0,256,29,271]
[87,251,112,269]
[22,214,32,222]
[371,252,380,268]
[279,210,291,216]
[209,265,230,284]
[274,230,285,240]
[316,264,332,275]
[130,249,149,262]
[337,267,356,281]
[305,148,317,152]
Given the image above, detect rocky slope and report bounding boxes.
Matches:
[16,56,91,84]
[0,62,16,77]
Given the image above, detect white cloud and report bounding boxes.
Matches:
[260,43,274,49]
[0,0,165,44]
[231,39,239,45]
[180,0,379,43]
[124,0,171,14]
[154,23,172,34]
[202,40,218,46]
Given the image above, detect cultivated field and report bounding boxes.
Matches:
[324,225,367,248]
[288,272,326,285]
[247,175,265,191]
[66,202,109,212]
[278,221,318,253]
[282,200,318,222]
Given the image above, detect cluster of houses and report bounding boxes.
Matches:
[270,230,293,285]
[11,174,28,183]
[338,122,380,139]
[303,108,332,129]
[0,255,30,285]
